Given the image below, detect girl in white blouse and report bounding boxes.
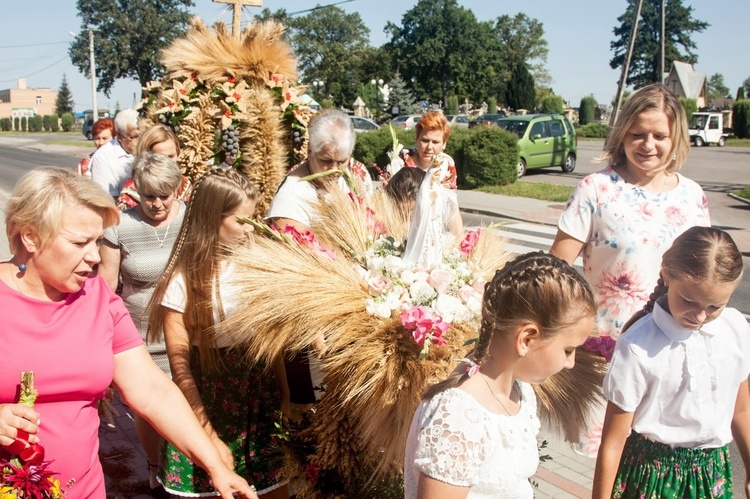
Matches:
[404,252,597,498]
[593,226,750,498]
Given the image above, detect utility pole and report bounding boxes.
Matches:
[89,29,98,122]
[611,0,644,126]
[660,0,666,83]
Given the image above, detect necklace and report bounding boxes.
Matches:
[7,264,24,295]
[617,166,669,193]
[481,374,517,416]
[153,222,172,248]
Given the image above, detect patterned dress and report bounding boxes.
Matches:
[158,266,286,496]
[557,167,709,456]
[103,202,186,374]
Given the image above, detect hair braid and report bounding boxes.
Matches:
[424,251,596,400]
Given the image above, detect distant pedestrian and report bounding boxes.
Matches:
[90,108,140,198]
[75,118,114,177]
[593,226,750,498]
[550,84,710,456]
[404,252,596,498]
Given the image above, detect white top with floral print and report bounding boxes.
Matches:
[558,167,709,339]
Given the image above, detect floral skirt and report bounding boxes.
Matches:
[159,348,285,496]
[613,431,732,498]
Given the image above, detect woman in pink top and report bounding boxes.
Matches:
[0,168,257,499]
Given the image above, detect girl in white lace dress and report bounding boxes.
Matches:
[404,252,597,498]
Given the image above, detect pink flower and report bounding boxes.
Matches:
[583,335,616,361]
[459,229,482,256]
[428,268,452,293]
[366,274,388,296]
[664,206,687,226]
[597,262,650,318]
[400,305,449,347]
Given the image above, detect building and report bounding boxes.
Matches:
[0,78,59,122]
[664,61,707,108]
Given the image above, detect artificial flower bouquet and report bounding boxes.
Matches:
[0,372,65,498]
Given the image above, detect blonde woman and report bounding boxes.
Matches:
[0,168,256,499]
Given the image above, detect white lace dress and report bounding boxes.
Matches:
[404,382,540,498]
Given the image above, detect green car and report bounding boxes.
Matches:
[496,114,577,177]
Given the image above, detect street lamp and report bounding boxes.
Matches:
[312,80,324,100]
[371,78,383,117]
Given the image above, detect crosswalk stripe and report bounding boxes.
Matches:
[494,229,556,247]
[503,222,559,236]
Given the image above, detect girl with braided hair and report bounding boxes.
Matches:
[404,252,597,498]
[148,169,289,498]
[593,226,750,498]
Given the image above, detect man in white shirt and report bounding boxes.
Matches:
[90,108,141,198]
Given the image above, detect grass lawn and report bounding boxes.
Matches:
[735,187,750,200]
[727,138,750,147]
[478,181,574,203]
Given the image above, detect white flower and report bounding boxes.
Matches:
[365,298,393,319]
[434,293,472,323]
[410,280,437,305]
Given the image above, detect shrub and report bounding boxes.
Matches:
[20,117,27,132]
[444,128,470,172]
[733,100,750,139]
[487,97,497,114]
[29,115,44,132]
[0,118,10,131]
[49,114,60,132]
[679,97,697,122]
[61,113,74,132]
[42,115,51,131]
[353,126,415,173]
[460,127,519,188]
[579,96,597,125]
[13,117,19,131]
[447,95,459,115]
[576,122,609,138]
[541,95,564,114]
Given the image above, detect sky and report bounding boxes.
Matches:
[2,0,748,114]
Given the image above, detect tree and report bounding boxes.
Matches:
[610,0,709,89]
[744,76,750,98]
[706,73,730,103]
[579,96,598,125]
[55,74,75,116]
[506,62,535,111]
[70,0,194,97]
[493,13,551,93]
[285,6,370,107]
[679,97,697,121]
[738,86,746,101]
[386,72,418,115]
[385,0,503,106]
[541,94,564,114]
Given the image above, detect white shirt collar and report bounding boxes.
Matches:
[652,299,718,343]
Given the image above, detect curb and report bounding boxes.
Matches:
[728,192,750,206]
[459,207,558,228]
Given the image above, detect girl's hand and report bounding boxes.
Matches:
[210,466,258,499]
[0,403,40,447]
[211,434,235,470]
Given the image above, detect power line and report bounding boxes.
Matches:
[288,0,356,16]
[0,41,69,49]
[0,55,70,84]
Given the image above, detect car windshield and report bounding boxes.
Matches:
[689,114,707,130]
[497,120,529,138]
[392,116,407,123]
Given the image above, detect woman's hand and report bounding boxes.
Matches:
[211,433,235,470]
[209,466,259,499]
[0,403,40,447]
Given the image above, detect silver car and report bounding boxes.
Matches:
[390,114,421,130]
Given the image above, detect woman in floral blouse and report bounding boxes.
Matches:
[550,83,710,456]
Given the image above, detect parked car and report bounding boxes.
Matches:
[445,115,471,129]
[495,114,577,177]
[350,116,380,133]
[390,114,421,130]
[468,113,507,128]
[82,118,94,140]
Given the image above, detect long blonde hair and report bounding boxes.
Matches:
[148,169,256,370]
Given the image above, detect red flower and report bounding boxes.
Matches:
[224,109,232,118]
[459,229,482,257]
[233,92,241,100]
[285,91,292,101]
[1,459,60,497]
[228,76,237,83]
[304,463,319,485]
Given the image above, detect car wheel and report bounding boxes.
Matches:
[694,136,704,147]
[86,131,93,140]
[517,158,526,178]
[718,136,726,147]
[561,153,576,173]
